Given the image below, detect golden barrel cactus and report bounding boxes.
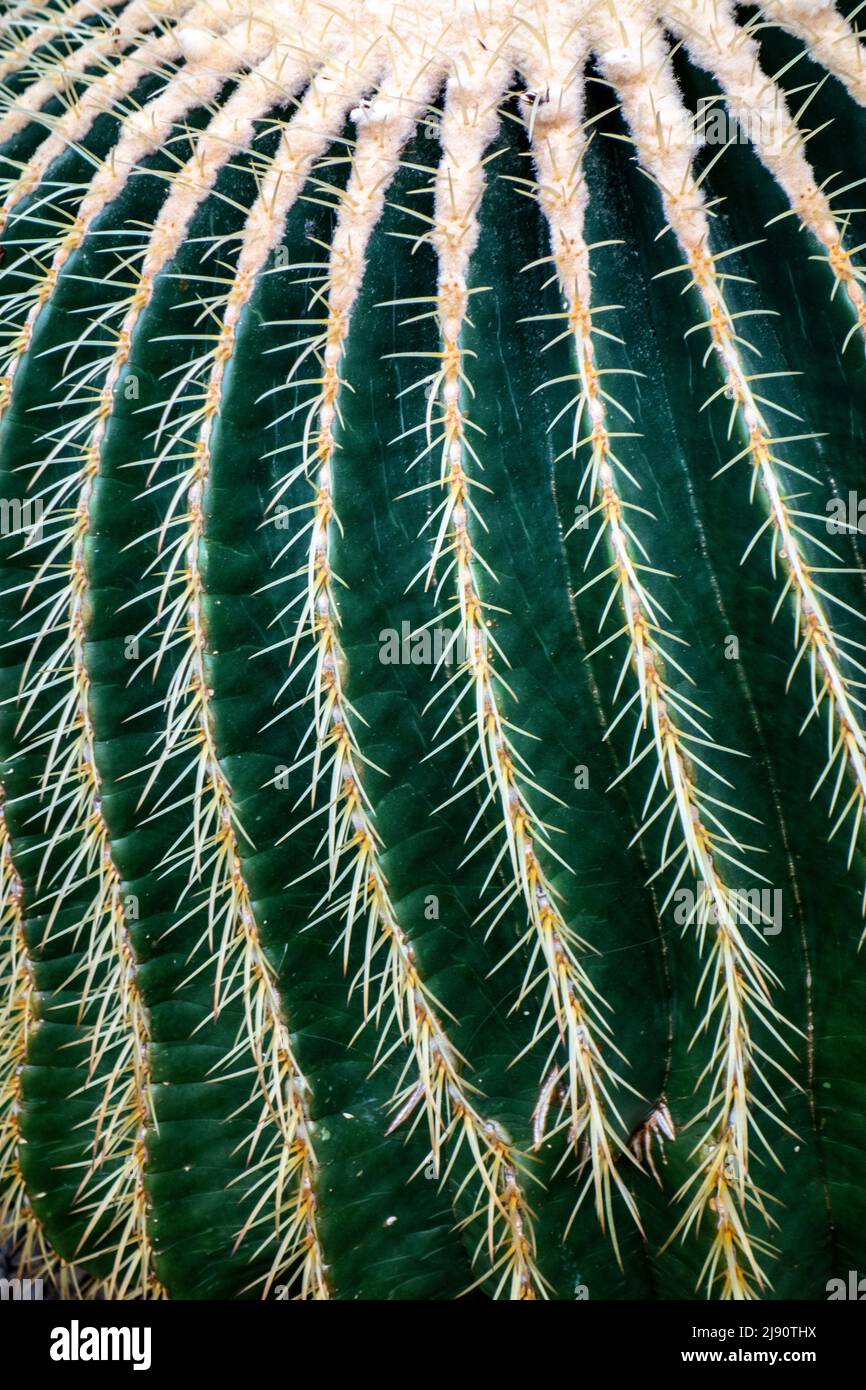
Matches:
[0,0,865,1301]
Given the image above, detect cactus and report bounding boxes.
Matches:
[0,0,865,1303]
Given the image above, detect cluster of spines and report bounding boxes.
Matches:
[69,887,164,1299]
[262,45,547,1299]
[0,796,90,1296]
[519,35,790,1298]
[394,44,648,1258]
[71,48,343,1298]
[0,0,127,88]
[0,6,329,1298]
[0,798,36,1262]
[0,0,193,146]
[7,296,162,1297]
[760,0,866,104]
[596,9,866,924]
[665,3,866,343]
[584,0,866,1288]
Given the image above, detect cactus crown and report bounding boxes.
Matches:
[1,0,865,1301]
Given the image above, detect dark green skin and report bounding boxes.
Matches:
[0,18,865,1299]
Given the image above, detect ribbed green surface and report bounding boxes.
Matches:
[1,2,865,1300]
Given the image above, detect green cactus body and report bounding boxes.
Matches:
[1,0,865,1301]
